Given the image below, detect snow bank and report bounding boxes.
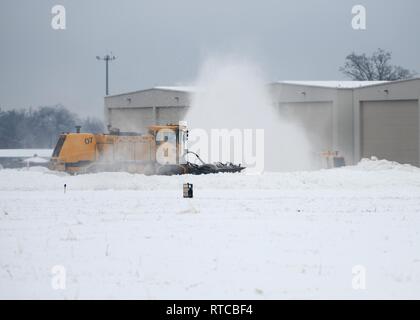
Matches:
[351,157,420,172]
[22,156,50,163]
[0,158,419,192]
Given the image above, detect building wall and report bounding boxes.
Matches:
[109,107,154,133]
[335,89,355,164]
[270,83,355,166]
[105,88,190,132]
[272,80,420,167]
[353,79,420,165]
[360,100,419,165]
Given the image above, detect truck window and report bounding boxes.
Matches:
[52,135,66,157]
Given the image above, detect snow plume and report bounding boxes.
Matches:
[186,54,312,172]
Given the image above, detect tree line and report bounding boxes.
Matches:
[0,105,104,149]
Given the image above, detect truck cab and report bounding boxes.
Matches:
[50,132,97,173]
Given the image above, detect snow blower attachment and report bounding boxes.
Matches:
[183,151,245,174]
[49,123,246,175]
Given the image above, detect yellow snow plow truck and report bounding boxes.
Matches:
[49,123,245,175]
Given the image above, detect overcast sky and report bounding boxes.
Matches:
[0,0,419,117]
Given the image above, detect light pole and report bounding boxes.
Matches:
[96,53,116,96]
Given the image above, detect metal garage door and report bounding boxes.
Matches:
[156,106,187,125]
[109,107,154,133]
[361,100,419,166]
[279,102,333,168]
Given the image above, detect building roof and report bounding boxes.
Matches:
[156,82,390,91]
[276,81,389,89]
[105,86,195,98]
[106,78,420,98]
[153,86,196,92]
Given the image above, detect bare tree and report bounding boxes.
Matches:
[340,48,416,81]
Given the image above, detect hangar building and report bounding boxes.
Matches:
[104,78,420,167]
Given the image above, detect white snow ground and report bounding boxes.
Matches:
[0,158,420,299]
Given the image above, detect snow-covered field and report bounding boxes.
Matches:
[1,158,420,299]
